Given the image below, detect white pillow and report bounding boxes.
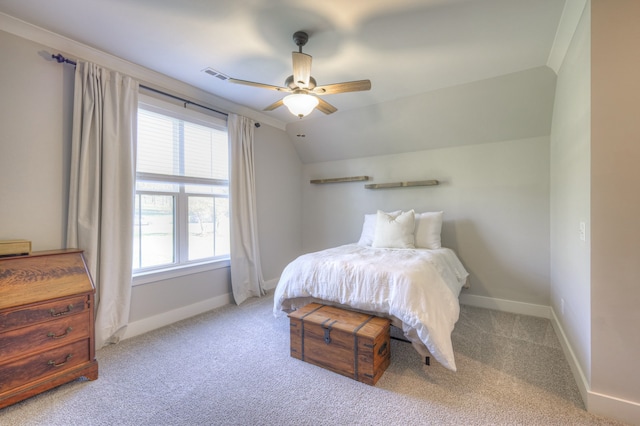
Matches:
[372,210,416,249]
[357,210,401,246]
[414,211,443,249]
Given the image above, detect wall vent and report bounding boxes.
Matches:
[202,68,229,81]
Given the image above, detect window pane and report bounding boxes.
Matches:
[135,194,175,268]
[188,196,214,261]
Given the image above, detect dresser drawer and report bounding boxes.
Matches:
[0,339,90,393]
[0,295,89,333]
[0,311,90,361]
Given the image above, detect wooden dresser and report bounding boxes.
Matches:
[0,249,98,408]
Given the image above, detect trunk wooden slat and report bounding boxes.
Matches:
[289,303,390,385]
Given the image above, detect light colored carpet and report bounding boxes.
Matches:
[1,293,626,425]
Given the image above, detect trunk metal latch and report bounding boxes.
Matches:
[321,319,338,344]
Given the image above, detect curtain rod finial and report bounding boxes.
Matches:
[51,53,76,65]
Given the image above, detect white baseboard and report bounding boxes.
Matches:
[123,278,280,341]
[123,292,233,340]
[549,308,590,406]
[263,277,279,291]
[588,390,640,425]
[459,293,552,318]
[547,307,640,425]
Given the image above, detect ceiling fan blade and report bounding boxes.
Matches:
[292,52,312,89]
[263,99,284,112]
[228,78,290,92]
[313,80,371,95]
[316,98,338,115]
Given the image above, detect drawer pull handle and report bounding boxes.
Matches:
[50,304,74,317]
[48,354,73,368]
[47,327,73,339]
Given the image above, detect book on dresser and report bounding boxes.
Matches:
[0,249,98,409]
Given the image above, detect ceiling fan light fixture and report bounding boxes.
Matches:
[283,93,319,118]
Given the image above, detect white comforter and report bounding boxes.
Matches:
[273,244,469,371]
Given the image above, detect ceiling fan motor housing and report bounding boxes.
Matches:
[285,75,316,90]
[293,31,309,49]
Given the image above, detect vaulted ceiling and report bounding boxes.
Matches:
[0,0,580,162]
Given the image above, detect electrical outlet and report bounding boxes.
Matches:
[579,222,586,242]
[560,298,565,315]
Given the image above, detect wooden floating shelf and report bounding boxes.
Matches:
[310,176,370,184]
[365,180,439,189]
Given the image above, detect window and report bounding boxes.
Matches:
[133,95,229,275]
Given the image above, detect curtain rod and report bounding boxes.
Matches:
[52,53,230,118]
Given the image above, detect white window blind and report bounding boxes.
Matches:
[137,106,228,183]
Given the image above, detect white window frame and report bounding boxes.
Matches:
[132,94,230,285]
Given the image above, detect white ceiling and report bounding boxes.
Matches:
[0,0,570,126]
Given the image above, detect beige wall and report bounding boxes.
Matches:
[591,0,640,408]
[254,123,303,284]
[302,136,551,307]
[0,30,73,250]
[549,3,640,421]
[0,28,302,333]
[550,0,591,386]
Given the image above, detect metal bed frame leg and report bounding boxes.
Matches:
[390,326,431,366]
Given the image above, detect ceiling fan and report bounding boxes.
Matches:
[228,31,371,118]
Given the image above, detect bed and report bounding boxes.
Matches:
[273,210,469,371]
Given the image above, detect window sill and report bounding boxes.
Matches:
[132,258,230,286]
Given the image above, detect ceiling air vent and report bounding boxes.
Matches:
[202,68,229,81]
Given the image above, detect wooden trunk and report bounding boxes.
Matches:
[288,303,390,385]
[0,249,98,409]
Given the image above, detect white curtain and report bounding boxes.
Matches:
[66,61,139,348]
[229,114,266,305]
